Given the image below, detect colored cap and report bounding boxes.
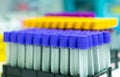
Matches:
[4,32,11,42]
[103,31,110,43]
[88,33,93,47]
[50,32,60,47]
[97,32,104,45]
[84,31,93,47]
[34,33,42,45]
[17,31,26,44]
[69,30,81,49]
[25,32,34,45]
[91,32,99,46]
[60,32,71,48]
[10,31,18,43]
[78,35,89,49]
[42,32,50,46]
[69,34,78,49]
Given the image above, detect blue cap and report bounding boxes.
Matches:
[42,32,50,46]
[33,30,45,45]
[17,29,40,44]
[34,33,42,45]
[10,31,18,43]
[17,31,26,44]
[103,31,110,44]
[78,35,89,49]
[69,34,78,49]
[91,32,99,46]
[60,31,72,48]
[25,32,34,45]
[69,31,81,49]
[4,32,11,42]
[97,32,104,45]
[84,31,93,47]
[50,32,60,47]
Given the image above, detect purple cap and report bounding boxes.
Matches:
[45,12,95,17]
[75,12,95,17]
[78,35,89,49]
[103,31,110,43]
[45,13,55,16]
[10,31,18,43]
[25,32,34,45]
[61,13,70,16]
[4,32,11,42]
[97,32,104,45]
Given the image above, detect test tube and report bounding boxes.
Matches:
[42,32,51,72]
[85,32,94,75]
[10,31,18,67]
[78,35,89,77]
[33,32,42,71]
[25,32,34,69]
[98,32,105,71]
[103,31,111,67]
[50,31,60,73]
[17,32,26,68]
[90,32,100,73]
[69,32,79,76]
[4,32,11,65]
[60,31,71,75]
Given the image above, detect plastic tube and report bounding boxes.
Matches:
[78,35,89,77]
[18,44,25,68]
[60,32,70,75]
[10,32,18,67]
[4,32,11,65]
[26,45,33,69]
[42,33,51,72]
[69,33,79,76]
[25,32,34,69]
[33,33,42,71]
[17,32,26,68]
[33,45,42,71]
[60,48,69,75]
[6,42,11,65]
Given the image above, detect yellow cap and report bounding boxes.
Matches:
[23,17,118,30]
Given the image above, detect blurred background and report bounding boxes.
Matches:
[0,0,120,76]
